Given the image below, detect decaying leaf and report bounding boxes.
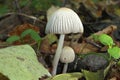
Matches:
[8,23,40,44]
[47,72,83,80]
[110,77,117,80]
[0,45,51,80]
[9,23,39,36]
[40,38,51,54]
[40,34,57,54]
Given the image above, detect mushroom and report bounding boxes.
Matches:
[60,46,75,73]
[45,7,84,75]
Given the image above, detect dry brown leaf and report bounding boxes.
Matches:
[110,77,117,80]
[50,44,57,54]
[87,25,117,40]
[8,23,40,44]
[9,23,39,36]
[40,38,51,54]
[70,41,98,54]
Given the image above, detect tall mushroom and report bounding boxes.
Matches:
[45,7,84,75]
[60,46,75,73]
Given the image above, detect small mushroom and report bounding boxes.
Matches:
[45,7,84,75]
[60,46,75,73]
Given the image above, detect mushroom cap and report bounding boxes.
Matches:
[60,46,75,63]
[45,7,84,34]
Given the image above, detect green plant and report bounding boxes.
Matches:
[78,33,120,80]
[93,34,120,59]
[6,35,20,43]
[30,0,62,11]
[108,46,120,59]
[0,5,9,15]
[6,29,41,49]
[47,72,83,80]
[93,34,114,48]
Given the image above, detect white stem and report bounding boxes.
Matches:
[62,63,68,73]
[52,34,65,76]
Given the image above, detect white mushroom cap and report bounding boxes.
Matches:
[60,46,75,63]
[45,7,84,34]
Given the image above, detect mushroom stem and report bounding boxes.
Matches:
[62,63,68,73]
[52,34,65,76]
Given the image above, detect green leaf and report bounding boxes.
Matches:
[31,0,62,11]
[30,30,41,42]
[82,69,104,80]
[20,29,32,38]
[19,0,29,7]
[21,29,41,43]
[48,72,83,80]
[108,46,120,59]
[0,5,8,15]
[44,34,57,44]
[6,35,20,44]
[0,45,51,80]
[98,34,114,46]
[92,34,99,41]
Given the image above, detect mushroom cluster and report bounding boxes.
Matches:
[45,7,84,75]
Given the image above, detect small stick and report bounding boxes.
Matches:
[87,25,117,40]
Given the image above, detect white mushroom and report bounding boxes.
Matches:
[45,7,84,75]
[45,8,84,34]
[60,46,75,73]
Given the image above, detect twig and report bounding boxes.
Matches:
[14,0,24,23]
[14,0,22,13]
[85,39,102,49]
[0,12,46,24]
[87,25,117,40]
[0,13,11,21]
[16,12,46,24]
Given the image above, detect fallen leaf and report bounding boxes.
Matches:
[40,38,51,54]
[110,77,117,80]
[8,23,40,44]
[0,45,51,80]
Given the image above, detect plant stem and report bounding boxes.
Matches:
[62,63,68,73]
[37,40,41,51]
[52,34,65,76]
